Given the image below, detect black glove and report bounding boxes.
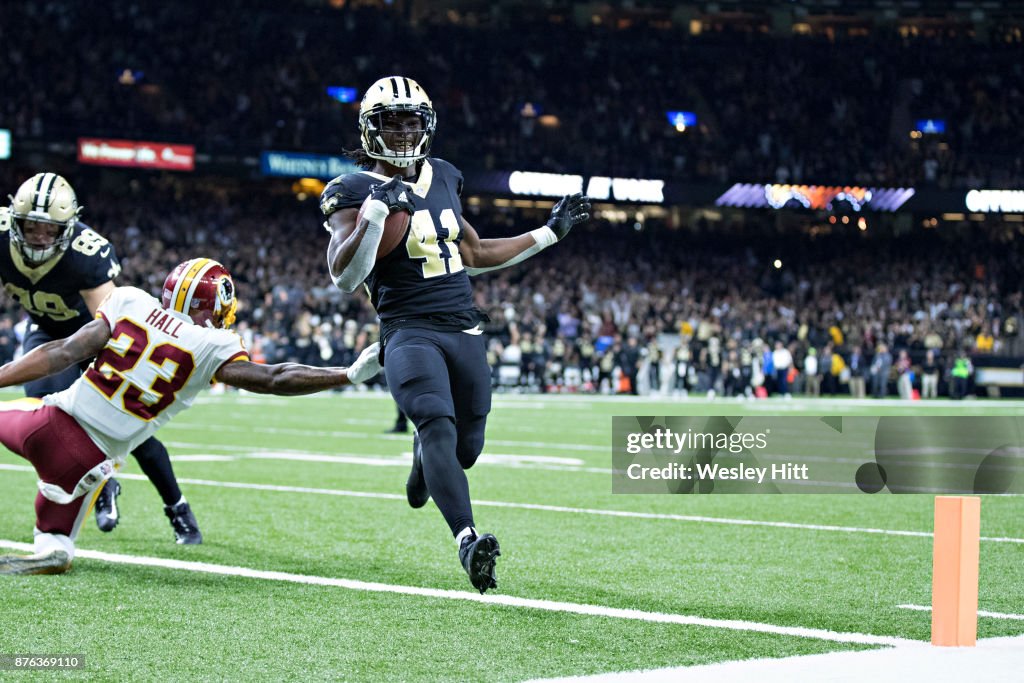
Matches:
[546,192,591,241]
[370,175,416,215]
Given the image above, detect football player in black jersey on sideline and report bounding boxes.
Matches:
[322,77,590,593]
[0,173,203,544]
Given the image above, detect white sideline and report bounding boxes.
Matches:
[0,538,915,647]
[524,634,1024,683]
[1,463,1022,544]
[189,390,1024,409]
[898,604,1024,621]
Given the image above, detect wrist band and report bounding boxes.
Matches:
[362,199,390,228]
[530,226,558,248]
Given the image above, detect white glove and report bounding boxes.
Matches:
[346,342,382,384]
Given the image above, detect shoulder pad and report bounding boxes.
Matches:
[321,173,374,216]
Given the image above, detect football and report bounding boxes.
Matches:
[358,194,412,259]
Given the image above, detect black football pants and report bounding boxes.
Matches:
[384,327,491,536]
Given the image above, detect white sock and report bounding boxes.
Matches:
[32,529,75,561]
[455,526,476,545]
[173,496,186,507]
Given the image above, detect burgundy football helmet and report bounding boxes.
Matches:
[162,258,238,328]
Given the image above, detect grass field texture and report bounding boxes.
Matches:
[1,390,1021,681]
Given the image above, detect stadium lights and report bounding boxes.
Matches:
[519,102,541,118]
[507,171,665,203]
[666,111,697,132]
[117,68,144,85]
[0,129,9,160]
[716,183,915,212]
[965,189,1024,213]
[291,177,325,201]
[913,119,946,135]
[326,86,358,103]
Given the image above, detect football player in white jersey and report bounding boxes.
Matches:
[0,258,381,575]
[2,172,205,543]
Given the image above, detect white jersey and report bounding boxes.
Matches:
[46,286,248,462]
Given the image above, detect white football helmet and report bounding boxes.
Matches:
[359,76,436,168]
[8,173,81,265]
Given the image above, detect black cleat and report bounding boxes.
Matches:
[385,424,409,434]
[164,501,203,545]
[0,549,72,576]
[406,432,430,509]
[95,478,122,532]
[459,531,500,594]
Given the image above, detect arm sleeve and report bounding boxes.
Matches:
[329,200,387,292]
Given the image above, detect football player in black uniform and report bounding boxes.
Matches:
[322,77,589,593]
[1,173,203,544]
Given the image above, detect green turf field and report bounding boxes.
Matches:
[1,390,1021,681]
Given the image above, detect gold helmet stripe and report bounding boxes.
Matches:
[171,258,213,313]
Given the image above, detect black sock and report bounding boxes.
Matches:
[419,416,474,535]
[131,437,182,506]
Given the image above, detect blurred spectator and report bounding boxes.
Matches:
[847,345,868,399]
[921,349,940,399]
[896,349,914,400]
[950,349,974,399]
[871,343,893,398]
[772,340,793,397]
[803,347,820,397]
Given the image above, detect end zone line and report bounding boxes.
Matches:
[0,539,915,648]
[898,604,1024,621]
[1,463,1021,544]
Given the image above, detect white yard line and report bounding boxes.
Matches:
[0,538,915,647]
[524,634,1024,683]
[1,463,1021,544]
[898,604,1024,621]
[168,422,608,452]
[162,446,614,475]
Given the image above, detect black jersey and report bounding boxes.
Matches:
[0,212,121,339]
[321,158,476,331]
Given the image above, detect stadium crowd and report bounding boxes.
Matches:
[2,1,1022,189]
[0,172,1019,399]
